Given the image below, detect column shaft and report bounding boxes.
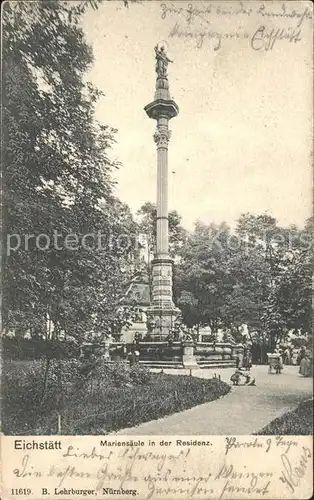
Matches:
[156,120,169,256]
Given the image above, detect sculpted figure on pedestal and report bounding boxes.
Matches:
[183,332,194,343]
[154,45,173,78]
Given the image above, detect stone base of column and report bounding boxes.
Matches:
[146,304,181,338]
[146,255,181,338]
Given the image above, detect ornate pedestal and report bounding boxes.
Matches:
[182,340,199,369]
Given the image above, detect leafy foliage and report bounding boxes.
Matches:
[137,201,187,258]
[175,215,312,350]
[174,221,234,331]
[256,399,313,435]
[2,359,229,435]
[2,1,135,342]
[2,1,311,360]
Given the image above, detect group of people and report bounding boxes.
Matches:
[231,346,256,386]
[280,345,301,366]
[276,345,312,367]
[271,345,313,377]
[236,347,252,370]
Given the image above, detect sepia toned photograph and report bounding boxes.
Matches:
[1,0,313,448]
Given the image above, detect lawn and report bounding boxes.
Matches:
[2,359,230,435]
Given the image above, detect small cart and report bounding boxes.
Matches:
[267,353,283,374]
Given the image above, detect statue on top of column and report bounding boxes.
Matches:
[154,45,173,79]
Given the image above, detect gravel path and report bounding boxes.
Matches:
[114,365,313,435]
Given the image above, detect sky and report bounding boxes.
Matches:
[80,0,313,230]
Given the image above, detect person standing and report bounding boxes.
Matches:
[243,347,252,370]
[284,347,291,365]
[248,349,252,369]
[299,351,312,377]
[237,347,244,369]
[291,348,298,365]
[297,346,306,365]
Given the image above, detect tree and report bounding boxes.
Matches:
[174,221,234,334]
[270,218,312,336]
[226,214,312,356]
[174,213,312,357]
[136,202,187,258]
[2,1,135,344]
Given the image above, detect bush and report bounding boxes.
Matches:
[89,360,132,386]
[89,360,152,387]
[1,358,86,434]
[256,399,313,435]
[129,364,152,385]
[2,337,80,360]
[2,359,230,435]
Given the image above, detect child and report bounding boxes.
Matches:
[230,368,256,386]
[230,372,241,385]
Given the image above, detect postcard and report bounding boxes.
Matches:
[1,1,313,499]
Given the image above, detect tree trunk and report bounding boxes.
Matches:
[41,356,51,404]
[197,323,200,342]
[246,325,253,343]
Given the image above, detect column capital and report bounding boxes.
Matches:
[153,126,171,148]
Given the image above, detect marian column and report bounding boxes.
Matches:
[144,45,181,338]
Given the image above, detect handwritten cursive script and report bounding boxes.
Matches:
[169,22,249,50]
[161,2,312,28]
[13,455,42,479]
[225,437,263,455]
[8,438,313,498]
[162,1,311,51]
[63,445,113,461]
[279,446,312,493]
[251,25,302,51]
